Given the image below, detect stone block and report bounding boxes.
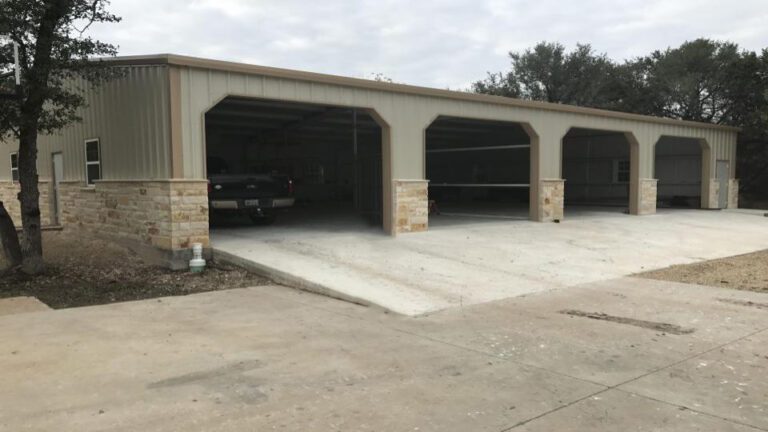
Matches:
[393,180,429,234]
[638,178,658,215]
[707,179,720,209]
[52,180,210,256]
[151,236,173,250]
[728,179,739,209]
[538,179,564,222]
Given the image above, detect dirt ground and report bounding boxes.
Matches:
[0,231,268,309]
[638,249,768,293]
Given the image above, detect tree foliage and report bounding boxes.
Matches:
[642,40,745,123]
[367,72,394,83]
[0,0,121,272]
[472,42,616,107]
[0,0,121,137]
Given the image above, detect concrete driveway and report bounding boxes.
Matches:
[212,208,768,315]
[1,277,766,431]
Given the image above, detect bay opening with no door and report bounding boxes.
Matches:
[425,116,532,223]
[204,97,385,232]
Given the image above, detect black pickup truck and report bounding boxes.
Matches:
[207,157,295,224]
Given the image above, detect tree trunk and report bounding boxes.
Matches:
[0,201,23,269]
[17,124,44,274]
[13,0,71,274]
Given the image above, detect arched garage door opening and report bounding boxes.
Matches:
[205,97,384,231]
[562,128,633,215]
[425,116,532,226]
[654,136,704,209]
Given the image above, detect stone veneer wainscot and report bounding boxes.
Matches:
[538,179,564,222]
[58,180,209,265]
[0,181,55,226]
[393,179,429,234]
[638,178,658,215]
[728,179,739,209]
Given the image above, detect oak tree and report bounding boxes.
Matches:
[0,0,120,272]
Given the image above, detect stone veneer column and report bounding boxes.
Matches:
[705,179,720,209]
[393,179,429,234]
[728,179,739,209]
[637,178,658,215]
[168,180,210,250]
[538,179,564,222]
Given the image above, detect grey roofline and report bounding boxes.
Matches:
[97,54,740,133]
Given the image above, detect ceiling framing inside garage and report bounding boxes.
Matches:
[207,98,587,148]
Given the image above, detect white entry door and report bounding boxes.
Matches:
[52,153,63,225]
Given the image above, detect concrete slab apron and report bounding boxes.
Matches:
[0,286,604,432]
[212,210,768,316]
[0,296,52,316]
[2,278,767,431]
[514,389,761,432]
[390,276,768,386]
[619,330,768,430]
[394,277,768,431]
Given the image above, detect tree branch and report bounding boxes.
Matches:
[74,0,100,35]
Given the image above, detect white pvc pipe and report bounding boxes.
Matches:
[189,243,206,273]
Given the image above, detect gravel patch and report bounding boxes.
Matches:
[637,249,768,294]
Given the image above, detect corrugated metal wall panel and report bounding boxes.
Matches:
[176,65,737,183]
[0,65,171,182]
[0,62,736,187]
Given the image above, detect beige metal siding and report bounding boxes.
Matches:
[0,57,737,203]
[177,65,737,182]
[0,65,171,182]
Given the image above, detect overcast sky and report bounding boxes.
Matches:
[88,0,768,89]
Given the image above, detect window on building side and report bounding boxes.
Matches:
[614,159,630,183]
[85,139,101,185]
[10,153,19,182]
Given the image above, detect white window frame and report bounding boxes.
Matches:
[84,138,101,185]
[613,159,630,184]
[10,152,19,183]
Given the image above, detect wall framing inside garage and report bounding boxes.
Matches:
[424,115,532,218]
[654,136,707,208]
[561,128,634,210]
[203,96,387,227]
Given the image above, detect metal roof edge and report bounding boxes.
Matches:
[98,54,741,133]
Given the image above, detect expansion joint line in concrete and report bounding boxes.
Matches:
[269,285,768,431]
[501,325,768,431]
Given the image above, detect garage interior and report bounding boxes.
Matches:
[654,136,703,208]
[205,97,384,229]
[425,116,531,224]
[561,128,632,213]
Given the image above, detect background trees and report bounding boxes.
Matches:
[473,42,616,107]
[473,39,768,205]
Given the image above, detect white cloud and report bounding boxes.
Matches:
[189,0,260,18]
[87,0,768,89]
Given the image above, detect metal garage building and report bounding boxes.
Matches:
[0,54,739,265]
